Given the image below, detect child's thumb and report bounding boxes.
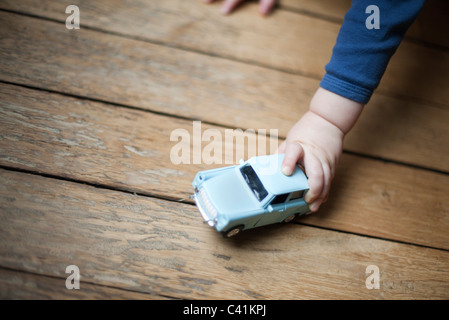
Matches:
[281,140,304,176]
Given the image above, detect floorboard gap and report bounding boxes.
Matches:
[0,164,446,253]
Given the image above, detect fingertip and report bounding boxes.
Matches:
[220,6,231,14]
[304,190,314,204]
[304,181,321,205]
[309,201,320,212]
[305,186,319,205]
[281,164,293,176]
[259,0,276,15]
[259,7,269,16]
[221,0,241,14]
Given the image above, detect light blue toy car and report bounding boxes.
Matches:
[192,154,310,237]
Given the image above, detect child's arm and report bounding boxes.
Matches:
[203,0,276,15]
[281,0,426,212]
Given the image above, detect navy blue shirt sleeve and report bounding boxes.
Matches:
[320,0,426,104]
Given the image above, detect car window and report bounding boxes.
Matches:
[289,190,305,201]
[240,164,268,202]
[271,193,289,205]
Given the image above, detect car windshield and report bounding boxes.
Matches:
[239,164,268,202]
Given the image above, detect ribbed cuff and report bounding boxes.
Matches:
[320,73,373,104]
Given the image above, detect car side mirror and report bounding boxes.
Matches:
[267,205,274,212]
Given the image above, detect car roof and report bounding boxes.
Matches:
[246,154,309,195]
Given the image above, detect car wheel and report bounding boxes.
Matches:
[223,225,243,238]
[283,214,297,223]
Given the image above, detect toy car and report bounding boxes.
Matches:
[192,153,310,237]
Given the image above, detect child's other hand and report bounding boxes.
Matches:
[203,0,277,15]
[277,88,364,213]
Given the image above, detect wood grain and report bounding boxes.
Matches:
[0,13,448,172]
[302,155,449,250]
[1,1,448,302]
[0,268,166,299]
[0,83,448,250]
[1,0,448,107]
[1,169,448,299]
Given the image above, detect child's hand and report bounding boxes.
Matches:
[203,0,277,15]
[277,111,343,213]
[277,88,364,212]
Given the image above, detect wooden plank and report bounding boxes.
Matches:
[281,0,350,20]
[0,14,448,172]
[302,156,449,248]
[0,83,448,250]
[0,11,315,140]
[344,93,449,171]
[279,0,351,19]
[1,0,449,108]
[1,169,448,299]
[405,0,449,48]
[281,0,449,49]
[0,268,165,299]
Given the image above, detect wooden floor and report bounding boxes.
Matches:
[0,0,448,300]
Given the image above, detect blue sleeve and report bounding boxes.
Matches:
[320,0,426,104]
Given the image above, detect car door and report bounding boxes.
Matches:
[256,193,289,227]
[285,189,308,215]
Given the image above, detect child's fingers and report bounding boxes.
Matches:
[279,139,329,213]
[321,161,332,201]
[281,140,304,176]
[221,0,245,14]
[205,0,276,15]
[303,154,325,211]
[310,161,332,212]
[259,0,276,15]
